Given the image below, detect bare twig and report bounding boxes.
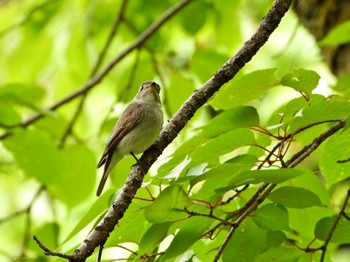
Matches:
[33,235,74,259]
[0,0,194,141]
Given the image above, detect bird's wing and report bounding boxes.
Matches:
[97,103,145,168]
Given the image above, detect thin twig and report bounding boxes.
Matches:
[320,186,350,261]
[213,184,276,261]
[184,208,233,226]
[285,119,346,167]
[213,119,347,260]
[122,16,173,117]
[33,235,74,259]
[58,0,128,147]
[0,0,57,38]
[19,186,46,260]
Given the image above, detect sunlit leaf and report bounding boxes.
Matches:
[255,246,303,262]
[3,129,65,184]
[107,202,148,245]
[201,106,260,138]
[228,168,304,188]
[62,189,115,243]
[210,68,280,110]
[290,100,350,132]
[144,185,189,223]
[268,186,323,208]
[253,203,289,231]
[0,101,21,126]
[51,144,96,207]
[161,217,212,260]
[319,20,350,46]
[139,222,173,255]
[179,0,211,34]
[191,49,229,82]
[191,128,256,165]
[320,129,350,186]
[281,69,320,99]
[222,219,266,261]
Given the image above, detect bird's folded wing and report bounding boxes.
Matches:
[97,103,145,168]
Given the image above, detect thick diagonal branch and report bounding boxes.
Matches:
[70,0,293,261]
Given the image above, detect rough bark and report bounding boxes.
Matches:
[293,0,350,76]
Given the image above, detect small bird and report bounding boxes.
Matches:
[96,81,164,196]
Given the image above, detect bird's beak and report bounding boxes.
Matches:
[148,82,161,93]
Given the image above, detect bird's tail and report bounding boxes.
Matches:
[96,153,122,196]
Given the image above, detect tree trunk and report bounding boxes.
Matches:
[293,0,350,76]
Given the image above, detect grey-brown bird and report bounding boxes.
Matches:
[96,81,163,196]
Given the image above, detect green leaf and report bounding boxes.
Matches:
[139,222,173,255]
[167,73,194,114]
[255,246,304,262]
[179,0,210,34]
[315,216,350,244]
[268,186,323,208]
[161,217,211,260]
[158,135,206,177]
[159,129,256,180]
[266,231,288,248]
[333,74,350,94]
[279,94,324,125]
[290,100,350,132]
[319,20,350,46]
[211,68,280,110]
[107,202,148,245]
[191,128,256,165]
[191,155,258,201]
[281,69,320,99]
[164,155,192,180]
[201,106,260,138]
[30,223,59,251]
[50,144,96,207]
[320,129,350,186]
[191,154,258,187]
[0,83,45,104]
[3,129,64,184]
[253,203,289,231]
[228,168,304,188]
[222,219,266,261]
[144,185,189,223]
[0,101,21,126]
[286,167,331,207]
[62,189,115,243]
[191,49,229,82]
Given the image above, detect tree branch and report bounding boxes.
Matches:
[65,0,293,261]
[0,0,194,140]
[58,0,128,148]
[213,119,346,260]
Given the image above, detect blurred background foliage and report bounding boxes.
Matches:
[0,0,350,261]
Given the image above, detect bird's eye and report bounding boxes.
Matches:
[140,85,145,91]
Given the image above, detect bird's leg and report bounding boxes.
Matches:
[130,152,139,161]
